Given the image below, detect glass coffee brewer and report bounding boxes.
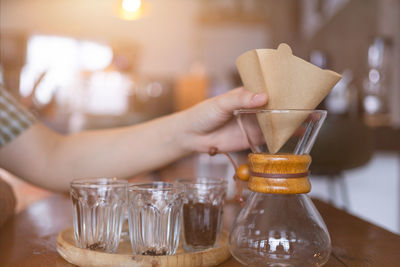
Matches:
[229,109,331,267]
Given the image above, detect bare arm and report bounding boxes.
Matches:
[0,88,267,192]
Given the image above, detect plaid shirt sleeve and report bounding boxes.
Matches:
[0,86,36,148]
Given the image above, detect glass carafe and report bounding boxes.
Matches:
[229,109,331,267]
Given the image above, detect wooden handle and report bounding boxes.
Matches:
[247,153,311,194]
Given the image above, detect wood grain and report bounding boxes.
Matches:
[248,153,311,194]
[56,228,231,267]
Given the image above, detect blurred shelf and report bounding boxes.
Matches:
[364,113,393,128]
[372,127,400,151]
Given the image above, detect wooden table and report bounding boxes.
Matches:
[1,194,399,267]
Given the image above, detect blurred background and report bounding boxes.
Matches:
[0,0,399,234]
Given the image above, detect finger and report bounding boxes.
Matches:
[213,87,268,114]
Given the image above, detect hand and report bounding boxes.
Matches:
[0,86,266,192]
[182,87,268,153]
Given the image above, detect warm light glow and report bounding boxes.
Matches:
[118,0,148,20]
[122,0,141,13]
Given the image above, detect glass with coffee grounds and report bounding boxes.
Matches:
[70,177,127,253]
[127,182,184,256]
[179,177,227,252]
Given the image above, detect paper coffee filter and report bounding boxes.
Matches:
[257,112,304,154]
[236,43,342,153]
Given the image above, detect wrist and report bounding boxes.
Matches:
[170,110,198,155]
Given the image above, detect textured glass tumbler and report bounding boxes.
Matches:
[128,182,184,256]
[70,178,127,253]
[179,177,227,252]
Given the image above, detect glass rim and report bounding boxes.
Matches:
[233,109,327,116]
[70,177,127,188]
[128,181,184,192]
[177,177,227,186]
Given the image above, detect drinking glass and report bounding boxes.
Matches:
[127,182,184,255]
[70,177,127,253]
[179,177,227,252]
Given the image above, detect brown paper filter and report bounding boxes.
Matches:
[236,43,342,153]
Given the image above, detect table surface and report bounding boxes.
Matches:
[1,194,399,267]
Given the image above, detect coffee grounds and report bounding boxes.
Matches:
[88,242,105,251]
[142,248,167,256]
[183,201,219,247]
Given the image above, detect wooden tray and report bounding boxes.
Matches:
[56,228,231,267]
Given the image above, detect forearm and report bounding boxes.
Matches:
[0,87,267,192]
[54,111,191,185]
[0,112,192,192]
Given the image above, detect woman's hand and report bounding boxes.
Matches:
[0,86,266,191]
[182,87,267,153]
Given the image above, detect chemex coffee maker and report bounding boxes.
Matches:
[228,44,342,266]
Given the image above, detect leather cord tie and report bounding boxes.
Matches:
[249,170,310,179]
